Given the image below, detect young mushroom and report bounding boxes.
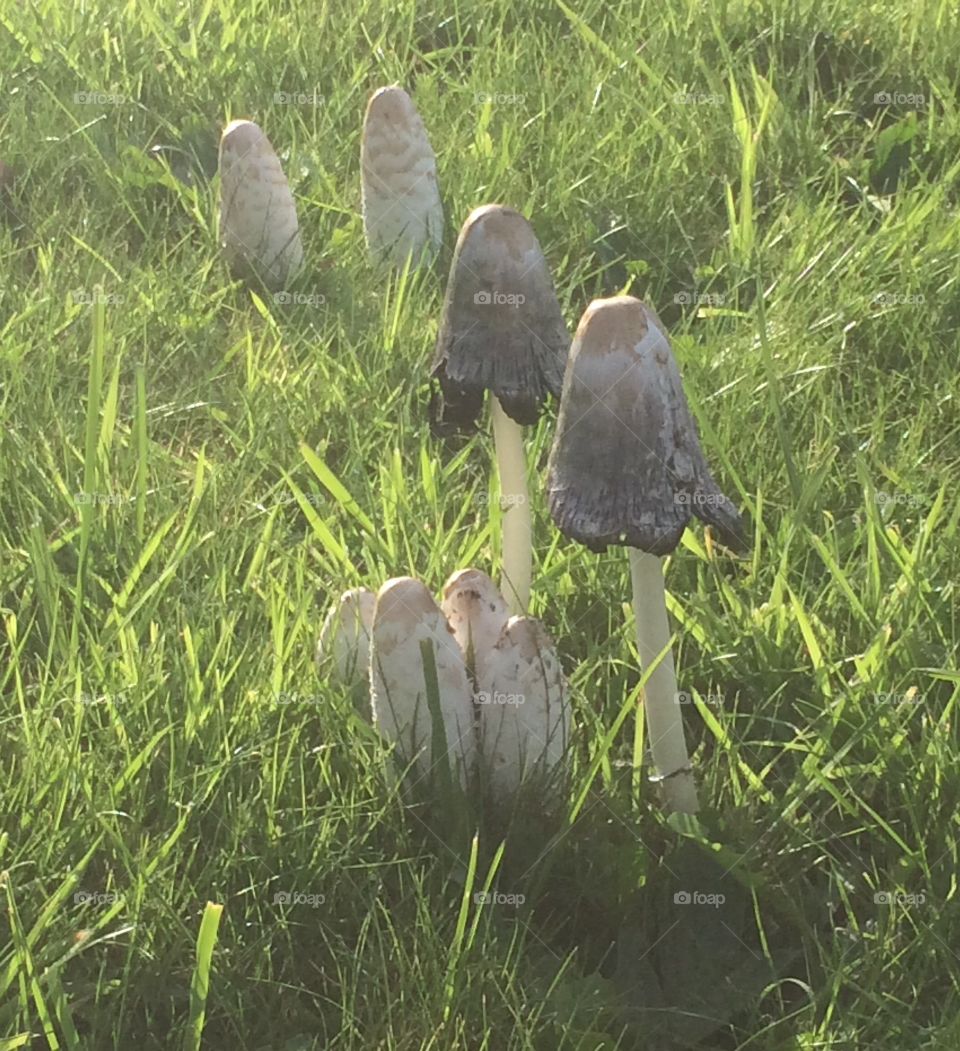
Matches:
[477,616,570,800]
[441,568,570,800]
[316,588,376,688]
[546,296,745,814]
[440,568,510,685]
[369,577,476,788]
[431,205,570,615]
[361,86,443,267]
[218,119,303,291]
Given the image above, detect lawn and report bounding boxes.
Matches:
[2,0,960,1047]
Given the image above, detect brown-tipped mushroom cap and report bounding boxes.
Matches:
[546,296,745,554]
[440,568,510,684]
[218,119,303,291]
[431,205,570,431]
[369,577,476,784]
[361,86,443,265]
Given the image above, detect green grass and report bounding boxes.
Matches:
[2,0,960,1046]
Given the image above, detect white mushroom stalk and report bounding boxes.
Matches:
[546,296,745,815]
[361,86,443,267]
[369,576,476,788]
[431,205,571,615]
[489,398,533,616]
[315,588,376,688]
[218,119,303,291]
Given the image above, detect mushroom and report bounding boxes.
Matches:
[218,119,303,291]
[431,205,570,614]
[361,86,443,267]
[477,616,570,799]
[440,568,509,685]
[546,296,745,814]
[369,577,476,787]
[316,588,376,687]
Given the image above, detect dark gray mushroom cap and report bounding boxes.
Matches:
[431,205,570,431]
[546,296,746,555]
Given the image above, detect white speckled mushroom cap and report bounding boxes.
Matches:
[218,119,303,291]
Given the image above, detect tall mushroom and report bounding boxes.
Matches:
[546,296,744,814]
[369,577,476,788]
[431,205,570,614]
[218,119,303,291]
[361,86,443,267]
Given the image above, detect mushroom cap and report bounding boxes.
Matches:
[361,86,443,266]
[431,204,570,431]
[369,577,476,785]
[315,588,376,686]
[218,119,303,291]
[440,568,510,685]
[477,615,569,797]
[546,295,745,554]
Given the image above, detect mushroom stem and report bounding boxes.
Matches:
[490,396,532,615]
[628,548,699,814]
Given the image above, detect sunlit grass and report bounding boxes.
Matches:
[1,0,959,1047]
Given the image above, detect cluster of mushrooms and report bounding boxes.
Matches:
[218,86,746,815]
